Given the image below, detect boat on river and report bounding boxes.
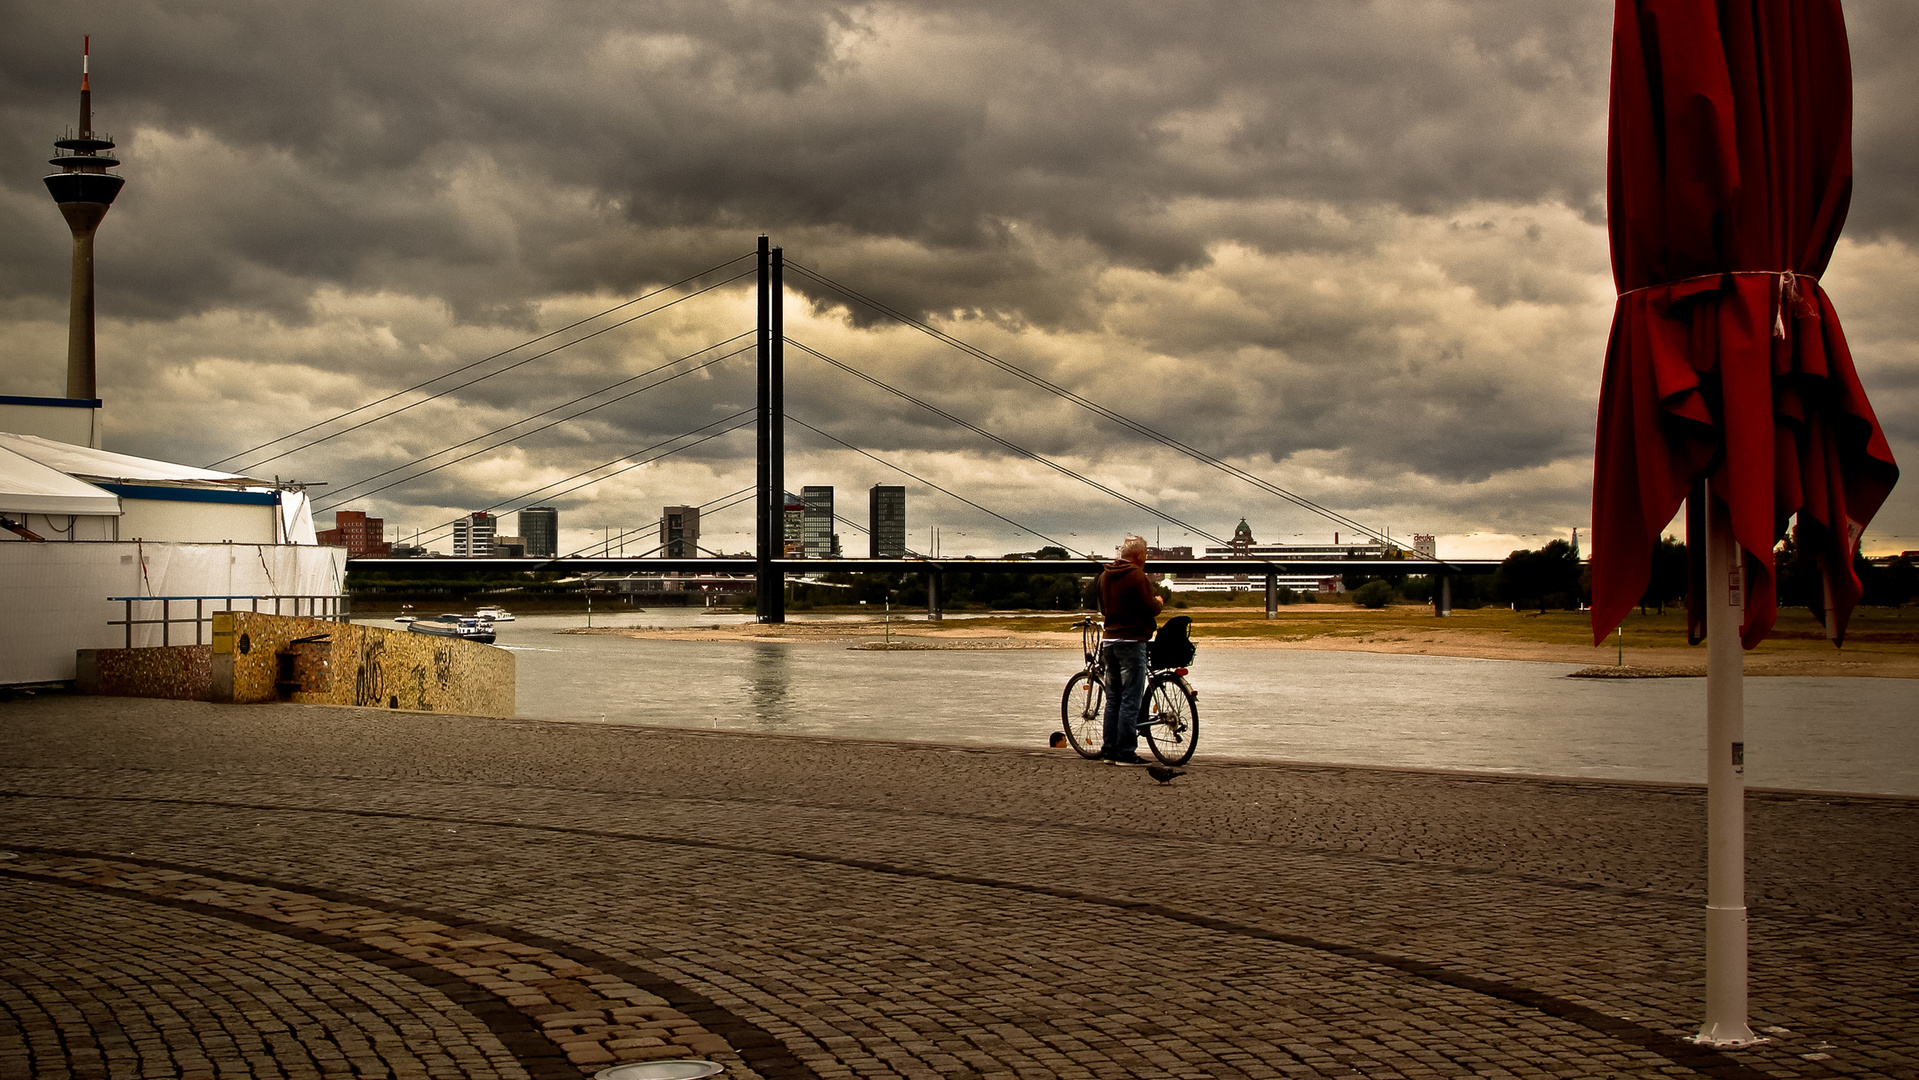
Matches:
[475,605,515,622]
[407,614,496,644]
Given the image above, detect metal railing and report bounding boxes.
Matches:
[105,595,349,648]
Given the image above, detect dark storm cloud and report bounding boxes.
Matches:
[1,0,1623,320]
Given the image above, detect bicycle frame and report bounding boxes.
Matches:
[1063,616,1198,765]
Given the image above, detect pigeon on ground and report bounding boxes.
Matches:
[1146,765,1185,784]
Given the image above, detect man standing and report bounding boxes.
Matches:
[1097,534,1163,765]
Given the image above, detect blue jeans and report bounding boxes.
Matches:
[1101,640,1150,755]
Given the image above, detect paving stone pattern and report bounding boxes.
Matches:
[0,695,1914,1080]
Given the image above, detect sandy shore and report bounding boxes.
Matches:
[562,612,1919,677]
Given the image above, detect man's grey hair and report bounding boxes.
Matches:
[1119,535,1149,558]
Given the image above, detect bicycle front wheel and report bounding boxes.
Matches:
[1060,670,1106,759]
[1142,675,1198,766]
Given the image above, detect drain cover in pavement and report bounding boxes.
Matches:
[594,1062,723,1080]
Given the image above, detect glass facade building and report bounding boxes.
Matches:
[869,485,906,557]
[801,486,835,558]
[519,507,558,558]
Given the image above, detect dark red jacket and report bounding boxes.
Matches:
[1098,559,1160,641]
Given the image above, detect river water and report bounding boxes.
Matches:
[369,610,1917,796]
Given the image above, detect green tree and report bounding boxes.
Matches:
[1352,580,1395,608]
[1495,540,1582,612]
[1641,535,1687,613]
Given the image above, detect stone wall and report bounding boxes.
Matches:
[78,613,514,717]
[75,644,212,701]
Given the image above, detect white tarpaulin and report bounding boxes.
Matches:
[0,540,347,684]
[279,488,319,544]
[0,431,271,486]
[0,445,121,516]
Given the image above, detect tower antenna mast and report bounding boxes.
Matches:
[44,35,126,401]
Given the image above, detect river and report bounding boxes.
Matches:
[367,610,1917,796]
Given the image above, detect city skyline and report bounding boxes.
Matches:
[1,4,1912,561]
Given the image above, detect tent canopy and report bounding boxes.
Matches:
[0,445,121,516]
[0,431,272,488]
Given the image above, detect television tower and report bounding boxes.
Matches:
[43,37,125,400]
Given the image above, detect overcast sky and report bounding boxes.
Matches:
[3,0,1913,559]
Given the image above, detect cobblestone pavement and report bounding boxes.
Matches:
[0,695,1913,1080]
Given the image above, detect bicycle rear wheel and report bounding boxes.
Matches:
[1142,675,1198,766]
[1060,670,1105,759]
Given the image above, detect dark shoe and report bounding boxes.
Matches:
[1108,751,1150,766]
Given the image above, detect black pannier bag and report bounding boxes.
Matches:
[1151,615,1196,668]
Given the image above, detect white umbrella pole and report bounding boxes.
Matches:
[1695,482,1762,1047]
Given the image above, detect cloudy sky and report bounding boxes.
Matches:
[3,0,1914,560]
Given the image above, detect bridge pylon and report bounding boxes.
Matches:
[755,237,786,622]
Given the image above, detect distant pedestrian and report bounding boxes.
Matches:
[1097,534,1163,765]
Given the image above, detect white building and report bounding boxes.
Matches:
[1,402,342,685]
[452,511,497,557]
[1167,519,1406,594]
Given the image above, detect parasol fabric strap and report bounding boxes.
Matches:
[1617,270,1818,339]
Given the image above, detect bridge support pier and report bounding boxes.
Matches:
[1265,573,1278,619]
[926,570,942,622]
[755,236,786,623]
[1435,574,1452,617]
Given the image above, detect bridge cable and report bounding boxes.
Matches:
[315,337,754,511]
[404,411,757,550]
[784,414,1086,559]
[785,261,1432,560]
[786,338,1226,546]
[541,485,756,563]
[217,260,757,472]
[557,485,756,561]
[317,351,747,511]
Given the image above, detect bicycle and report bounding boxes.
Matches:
[1060,616,1199,766]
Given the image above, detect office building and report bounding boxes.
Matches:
[453,511,496,557]
[317,509,391,558]
[661,505,700,557]
[869,485,906,557]
[782,492,805,557]
[519,507,558,558]
[493,535,527,557]
[1413,534,1437,560]
[801,486,835,558]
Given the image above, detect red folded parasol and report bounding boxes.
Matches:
[1591,0,1898,650]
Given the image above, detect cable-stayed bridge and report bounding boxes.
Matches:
[223,237,1498,620]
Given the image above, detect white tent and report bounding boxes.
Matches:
[0,444,121,517]
[0,431,269,486]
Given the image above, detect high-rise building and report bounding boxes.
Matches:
[519,507,558,557]
[661,505,700,557]
[1413,534,1437,560]
[869,485,906,557]
[317,509,390,558]
[801,486,834,558]
[453,511,497,557]
[782,492,805,557]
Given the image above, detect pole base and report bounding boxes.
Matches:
[1688,1026,1767,1050]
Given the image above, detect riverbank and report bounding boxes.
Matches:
[561,604,1919,677]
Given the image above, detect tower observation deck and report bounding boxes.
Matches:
[43,37,125,401]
